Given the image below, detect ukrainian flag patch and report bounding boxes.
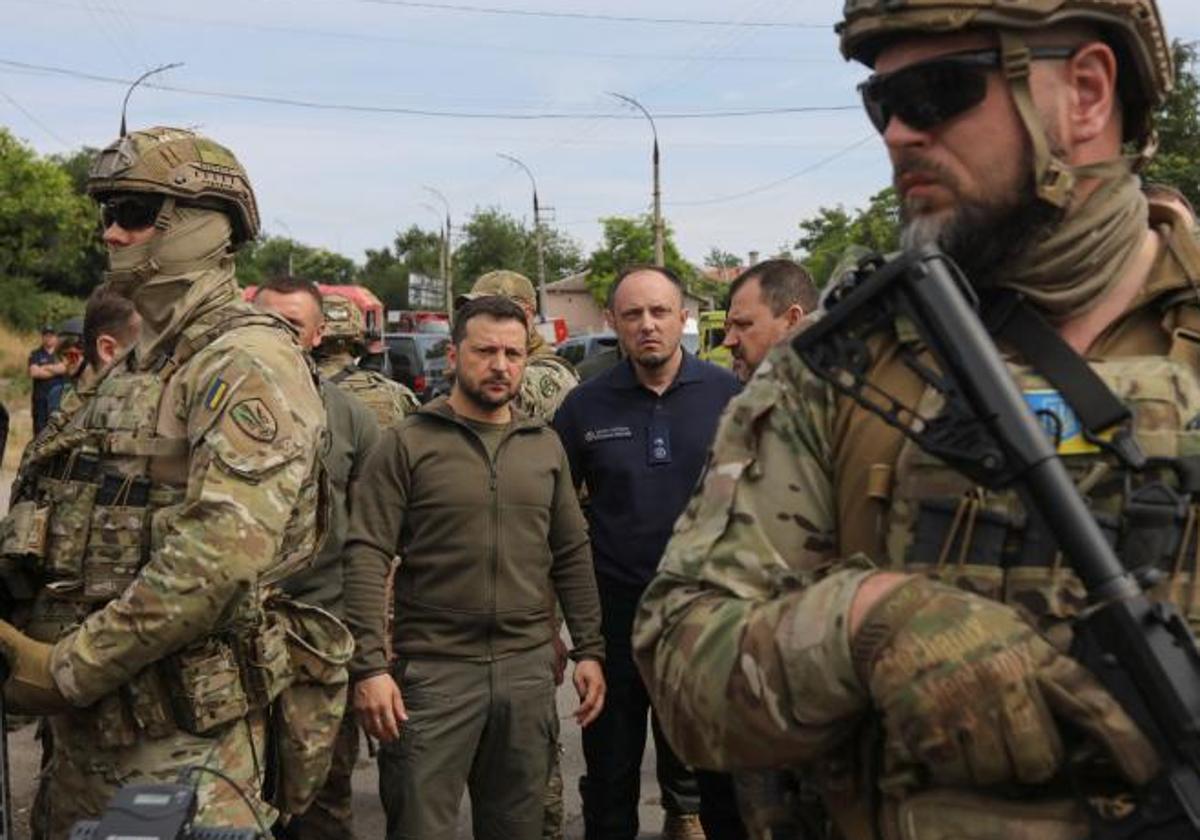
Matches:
[1023,389,1101,455]
[204,377,230,411]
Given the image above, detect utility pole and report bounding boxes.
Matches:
[497,153,548,313]
[419,202,449,314]
[610,92,663,267]
[423,187,453,316]
[274,218,295,276]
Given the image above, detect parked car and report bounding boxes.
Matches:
[386,332,451,402]
[556,333,618,367]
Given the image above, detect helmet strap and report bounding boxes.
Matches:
[999,30,1076,209]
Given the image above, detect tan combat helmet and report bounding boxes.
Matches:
[322,293,366,343]
[87,126,260,246]
[838,0,1174,205]
[455,270,538,311]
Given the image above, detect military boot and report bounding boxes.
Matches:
[662,812,706,840]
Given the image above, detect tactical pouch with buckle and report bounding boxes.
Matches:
[239,612,293,708]
[163,637,250,735]
[84,480,152,604]
[41,456,100,580]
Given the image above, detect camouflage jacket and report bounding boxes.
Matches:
[318,353,418,429]
[7,296,326,709]
[632,201,1200,836]
[517,334,578,422]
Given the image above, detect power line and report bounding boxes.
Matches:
[667,135,876,206]
[0,87,73,147]
[351,0,828,28]
[0,58,857,120]
[9,0,839,64]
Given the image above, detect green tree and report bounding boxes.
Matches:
[359,247,409,311]
[47,146,106,294]
[795,188,900,287]
[704,248,742,269]
[1143,40,1200,208]
[452,208,584,297]
[236,236,356,287]
[0,130,101,301]
[585,215,696,306]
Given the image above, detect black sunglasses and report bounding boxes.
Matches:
[100,194,165,231]
[858,46,1077,134]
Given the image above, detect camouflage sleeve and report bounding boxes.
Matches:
[49,337,323,706]
[632,345,874,771]
[517,359,576,422]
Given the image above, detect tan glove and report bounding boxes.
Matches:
[0,619,71,714]
[852,577,1159,791]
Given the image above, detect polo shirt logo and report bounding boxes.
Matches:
[583,426,633,443]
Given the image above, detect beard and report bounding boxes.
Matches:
[896,148,1063,290]
[456,370,518,411]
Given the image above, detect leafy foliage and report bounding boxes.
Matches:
[795,188,900,287]
[1142,40,1200,210]
[585,215,697,306]
[236,236,357,287]
[0,129,102,299]
[452,207,584,297]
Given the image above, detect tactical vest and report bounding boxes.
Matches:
[328,363,418,428]
[824,202,1200,838]
[1,302,329,747]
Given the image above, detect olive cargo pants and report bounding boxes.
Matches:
[378,644,557,840]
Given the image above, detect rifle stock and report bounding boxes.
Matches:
[792,246,1200,836]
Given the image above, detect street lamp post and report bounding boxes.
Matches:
[423,186,453,316]
[273,217,295,275]
[610,92,664,268]
[497,153,547,313]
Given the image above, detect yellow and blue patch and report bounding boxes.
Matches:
[1024,389,1104,455]
[204,376,230,411]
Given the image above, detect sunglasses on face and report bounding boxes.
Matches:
[858,46,1077,134]
[100,194,164,231]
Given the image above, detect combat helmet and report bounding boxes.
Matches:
[322,293,366,343]
[87,126,260,246]
[838,0,1174,203]
[455,270,538,310]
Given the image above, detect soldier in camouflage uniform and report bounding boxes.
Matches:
[634,2,1192,839]
[315,293,420,428]
[457,269,580,840]
[0,126,346,838]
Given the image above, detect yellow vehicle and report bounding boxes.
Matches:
[698,310,731,368]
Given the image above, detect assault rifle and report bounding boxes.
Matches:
[791,245,1200,837]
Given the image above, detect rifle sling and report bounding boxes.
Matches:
[984,291,1131,437]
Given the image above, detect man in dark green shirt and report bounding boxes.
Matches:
[346,296,605,840]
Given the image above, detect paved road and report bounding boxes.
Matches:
[0,469,667,839]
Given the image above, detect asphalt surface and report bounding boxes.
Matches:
[0,470,667,839]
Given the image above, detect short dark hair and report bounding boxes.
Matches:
[452,295,529,345]
[83,289,138,371]
[253,275,324,312]
[605,264,685,310]
[727,259,818,315]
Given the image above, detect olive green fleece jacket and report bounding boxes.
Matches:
[343,397,604,676]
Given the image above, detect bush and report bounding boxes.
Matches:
[0,276,84,332]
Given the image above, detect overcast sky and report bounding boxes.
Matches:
[5,0,1197,269]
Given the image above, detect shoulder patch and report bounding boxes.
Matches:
[204,376,230,411]
[539,374,561,398]
[229,398,278,442]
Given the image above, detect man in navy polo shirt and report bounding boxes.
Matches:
[554,265,739,840]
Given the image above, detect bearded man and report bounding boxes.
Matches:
[633,1,1200,838]
[344,295,606,840]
